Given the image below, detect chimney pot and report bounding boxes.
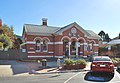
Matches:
[42,18,47,26]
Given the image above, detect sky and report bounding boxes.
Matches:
[0,0,120,38]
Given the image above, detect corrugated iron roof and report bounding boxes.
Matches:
[23,23,100,39]
[86,30,100,39]
[24,24,60,35]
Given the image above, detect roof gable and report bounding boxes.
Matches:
[55,22,90,36]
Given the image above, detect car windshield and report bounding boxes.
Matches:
[94,57,111,61]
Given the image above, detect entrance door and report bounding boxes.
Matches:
[71,41,76,55]
[63,39,69,56]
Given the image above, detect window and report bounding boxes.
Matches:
[36,40,40,52]
[43,40,48,52]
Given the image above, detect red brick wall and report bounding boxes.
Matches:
[23,25,99,58]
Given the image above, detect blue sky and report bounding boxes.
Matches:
[0,0,120,38]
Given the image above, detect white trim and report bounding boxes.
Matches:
[94,52,98,54]
[48,52,54,53]
[28,55,63,58]
[30,47,34,50]
[80,52,83,53]
[61,36,70,42]
[36,50,40,52]
[26,41,36,44]
[48,42,53,44]
[83,43,88,45]
[71,37,78,41]
[33,37,42,41]
[28,56,53,58]
[54,56,63,58]
[20,43,26,46]
[93,44,99,46]
[43,51,48,52]
[24,41,63,45]
[55,42,63,44]
[78,37,86,43]
[91,40,96,44]
[43,37,50,42]
[83,56,87,58]
[28,51,35,53]
[80,43,83,45]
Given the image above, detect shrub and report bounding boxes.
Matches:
[75,59,87,66]
[64,58,74,65]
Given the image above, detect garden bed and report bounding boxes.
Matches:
[62,58,87,70]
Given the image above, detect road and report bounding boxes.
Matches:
[0,70,120,83]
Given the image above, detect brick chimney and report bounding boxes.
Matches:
[0,19,2,27]
[42,18,47,26]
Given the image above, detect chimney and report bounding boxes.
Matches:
[42,18,47,26]
[0,19,2,27]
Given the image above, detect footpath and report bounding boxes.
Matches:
[30,62,91,74]
[0,60,91,77]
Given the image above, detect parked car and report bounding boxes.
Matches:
[91,56,114,73]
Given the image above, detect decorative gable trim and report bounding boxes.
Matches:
[55,22,90,37]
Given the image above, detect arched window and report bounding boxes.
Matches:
[36,40,40,52]
[43,39,48,52]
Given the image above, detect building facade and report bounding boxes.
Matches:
[21,18,100,59]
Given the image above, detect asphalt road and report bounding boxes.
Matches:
[0,71,120,83]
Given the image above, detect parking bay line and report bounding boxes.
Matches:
[64,72,81,83]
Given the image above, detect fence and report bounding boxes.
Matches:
[0,49,27,60]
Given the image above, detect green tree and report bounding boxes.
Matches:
[105,33,111,42]
[0,34,13,49]
[0,24,17,49]
[98,30,105,41]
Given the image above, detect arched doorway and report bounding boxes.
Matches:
[71,39,76,56]
[78,39,84,56]
[63,38,69,56]
[87,40,95,54]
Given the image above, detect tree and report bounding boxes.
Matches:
[0,34,13,49]
[0,24,17,49]
[119,33,120,39]
[14,38,23,49]
[98,30,105,41]
[105,33,111,42]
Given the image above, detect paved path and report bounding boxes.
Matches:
[0,60,57,77]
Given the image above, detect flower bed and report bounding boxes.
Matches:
[63,58,87,70]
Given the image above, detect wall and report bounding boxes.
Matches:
[0,49,27,60]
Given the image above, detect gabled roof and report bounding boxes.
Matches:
[86,30,101,39]
[55,22,91,36]
[23,24,60,35]
[23,22,100,39]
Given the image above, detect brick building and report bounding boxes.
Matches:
[21,18,100,59]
